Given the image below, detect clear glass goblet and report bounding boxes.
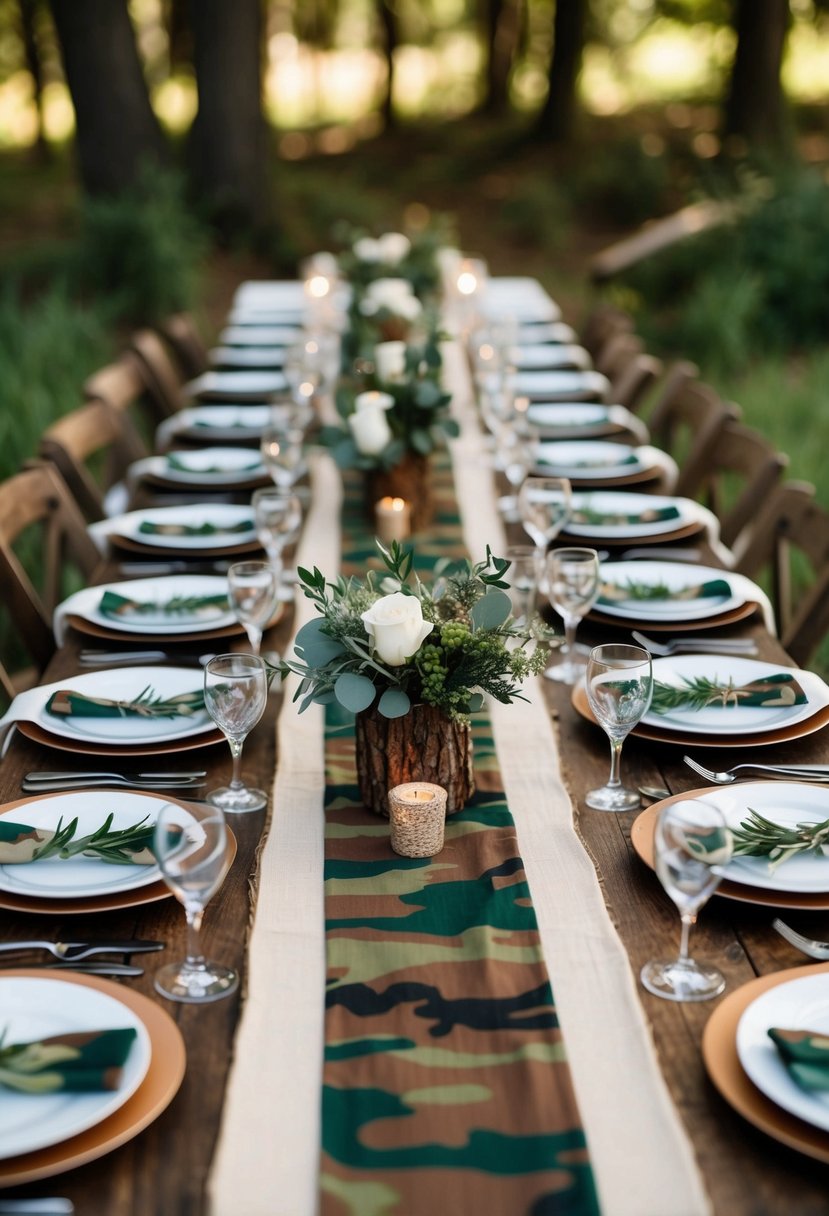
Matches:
[504,544,539,627]
[153,800,238,1003]
[641,799,733,1002]
[252,487,302,569]
[228,561,281,656]
[260,424,305,490]
[204,653,269,813]
[585,643,653,812]
[544,547,600,684]
[517,475,572,576]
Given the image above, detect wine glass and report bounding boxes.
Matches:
[641,799,733,1002]
[544,548,600,683]
[585,643,653,812]
[228,561,281,656]
[504,544,538,627]
[518,476,572,574]
[260,424,305,490]
[252,487,302,567]
[152,801,238,1003]
[204,653,269,813]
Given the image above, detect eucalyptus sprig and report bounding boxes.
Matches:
[731,809,829,872]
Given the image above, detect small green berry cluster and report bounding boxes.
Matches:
[439,621,470,650]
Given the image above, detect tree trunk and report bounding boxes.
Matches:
[535,0,587,143]
[724,0,790,150]
[481,0,518,115]
[188,0,266,235]
[377,0,398,129]
[49,0,167,195]
[355,703,475,817]
[19,0,48,160]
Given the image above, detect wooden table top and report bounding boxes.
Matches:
[3,513,829,1213]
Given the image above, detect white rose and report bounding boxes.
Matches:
[348,404,392,455]
[378,232,411,264]
[374,341,407,382]
[393,294,422,322]
[361,592,433,666]
[354,237,383,262]
[367,277,415,309]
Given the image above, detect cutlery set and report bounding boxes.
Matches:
[0,939,164,977]
[78,649,217,668]
[631,631,758,656]
[21,769,207,792]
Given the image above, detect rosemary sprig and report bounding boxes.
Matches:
[603,579,673,601]
[101,591,228,618]
[731,809,829,873]
[34,814,157,865]
[651,676,739,713]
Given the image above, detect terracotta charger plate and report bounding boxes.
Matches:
[16,720,225,757]
[0,968,187,1186]
[571,681,829,750]
[106,533,262,559]
[66,614,246,645]
[587,598,761,632]
[559,518,705,548]
[139,469,271,493]
[631,795,829,911]
[702,962,829,1165]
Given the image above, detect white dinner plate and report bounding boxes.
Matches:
[161,405,271,444]
[535,440,644,478]
[516,322,577,344]
[92,503,256,551]
[675,783,829,893]
[642,655,829,737]
[596,560,743,621]
[184,370,288,399]
[219,326,301,347]
[233,280,305,308]
[512,344,592,371]
[57,575,234,636]
[0,976,151,1160]
[0,790,168,898]
[527,403,611,428]
[226,307,306,327]
[209,347,286,370]
[515,370,609,400]
[158,447,266,485]
[567,491,701,539]
[737,974,829,1133]
[33,667,213,746]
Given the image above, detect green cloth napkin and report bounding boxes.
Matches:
[598,576,731,606]
[137,519,252,537]
[572,505,681,527]
[768,1028,829,1092]
[543,453,638,470]
[0,816,157,865]
[0,1028,137,1093]
[167,454,260,475]
[45,686,204,720]
[99,590,229,620]
[650,672,807,715]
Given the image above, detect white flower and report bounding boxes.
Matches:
[366,277,415,307]
[378,232,411,264]
[348,393,394,455]
[353,237,383,262]
[374,340,407,382]
[361,593,433,666]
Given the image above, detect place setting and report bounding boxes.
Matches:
[182,369,289,401]
[524,401,650,444]
[532,439,679,489]
[217,324,302,347]
[514,367,611,401]
[155,405,273,449]
[125,446,271,493]
[558,489,723,549]
[510,342,593,371]
[208,345,287,370]
[586,558,770,632]
[89,503,261,560]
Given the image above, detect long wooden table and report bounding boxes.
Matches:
[3,440,829,1211]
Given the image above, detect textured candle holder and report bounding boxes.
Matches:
[388,782,447,858]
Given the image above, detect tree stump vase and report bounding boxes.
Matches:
[355,703,475,818]
[366,452,433,532]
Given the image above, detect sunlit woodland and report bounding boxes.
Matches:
[2,0,829,506]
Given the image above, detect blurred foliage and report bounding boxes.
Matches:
[618,166,829,373]
[566,134,673,225]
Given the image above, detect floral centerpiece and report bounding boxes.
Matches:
[335,220,451,302]
[321,326,458,529]
[281,541,549,815]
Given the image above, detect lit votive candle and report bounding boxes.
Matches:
[388,783,447,858]
[355,390,395,413]
[375,496,411,544]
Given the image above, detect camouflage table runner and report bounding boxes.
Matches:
[319,464,599,1215]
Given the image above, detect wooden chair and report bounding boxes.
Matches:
[84,343,178,440]
[39,398,148,522]
[735,481,829,665]
[157,313,209,379]
[579,304,635,360]
[607,348,664,414]
[0,462,100,678]
[129,329,187,416]
[646,364,739,495]
[695,419,788,554]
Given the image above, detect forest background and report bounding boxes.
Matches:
[1,0,828,551]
